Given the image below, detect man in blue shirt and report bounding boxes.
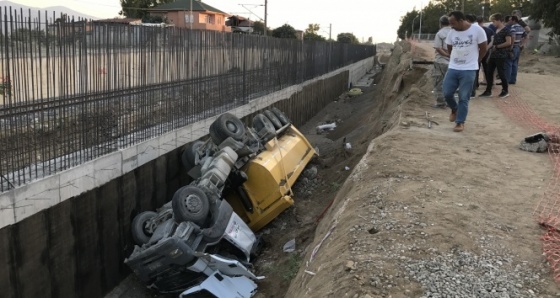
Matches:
[506,16,526,84]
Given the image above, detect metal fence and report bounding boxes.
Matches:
[0,7,375,192]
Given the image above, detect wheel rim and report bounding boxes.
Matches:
[226,120,238,133]
[143,221,154,235]
[184,194,202,213]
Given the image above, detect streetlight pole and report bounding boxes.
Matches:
[419,5,423,40]
[190,0,193,30]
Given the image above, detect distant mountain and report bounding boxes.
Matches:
[0,1,99,21]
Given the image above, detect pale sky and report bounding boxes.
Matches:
[2,0,426,43]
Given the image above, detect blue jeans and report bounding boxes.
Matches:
[443,68,476,124]
[509,47,521,83]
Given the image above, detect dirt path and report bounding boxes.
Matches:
[284,42,560,297]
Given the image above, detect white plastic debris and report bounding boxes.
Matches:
[344,166,350,171]
[344,143,352,150]
[317,123,337,131]
[283,239,296,252]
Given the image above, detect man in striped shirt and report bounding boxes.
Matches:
[506,16,526,84]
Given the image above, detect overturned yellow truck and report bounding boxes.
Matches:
[125,107,316,297]
[183,107,316,232]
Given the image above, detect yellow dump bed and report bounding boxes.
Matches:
[226,125,316,231]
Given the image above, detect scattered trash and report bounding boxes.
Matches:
[303,166,318,179]
[344,166,350,171]
[316,122,337,134]
[425,111,439,128]
[314,146,320,156]
[304,270,316,276]
[345,260,357,271]
[348,88,363,97]
[283,239,296,252]
[344,143,352,150]
[519,132,559,153]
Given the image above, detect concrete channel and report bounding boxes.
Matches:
[0,56,374,298]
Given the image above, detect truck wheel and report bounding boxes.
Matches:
[131,211,158,245]
[252,113,276,140]
[172,186,210,226]
[263,110,282,130]
[181,140,204,170]
[271,107,290,125]
[209,113,246,145]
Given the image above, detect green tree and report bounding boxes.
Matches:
[397,10,420,39]
[527,0,560,39]
[11,28,46,43]
[253,21,271,35]
[420,2,448,33]
[305,23,320,35]
[272,24,297,39]
[120,0,174,19]
[396,0,532,40]
[304,32,326,41]
[337,32,359,44]
[303,23,325,41]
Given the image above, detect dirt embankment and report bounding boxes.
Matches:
[284,41,560,298]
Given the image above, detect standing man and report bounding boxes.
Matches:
[432,15,452,108]
[443,11,488,132]
[506,15,525,84]
[512,9,531,48]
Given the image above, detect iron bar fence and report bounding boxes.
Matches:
[0,7,375,192]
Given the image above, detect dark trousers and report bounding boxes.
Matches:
[480,52,490,82]
[485,57,508,93]
[472,52,489,95]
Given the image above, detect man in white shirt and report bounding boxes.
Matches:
[443,11,488,132]
[432,15,452,108]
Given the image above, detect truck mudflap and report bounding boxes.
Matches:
[179,270,258,298]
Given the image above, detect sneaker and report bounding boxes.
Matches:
[449,109,457,122]
[499,91,509,98]
[453,123,464,132]
[479,91,492,97]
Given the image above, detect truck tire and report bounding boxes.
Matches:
[252,113,276,141]
[263,110,282,130]
[271,107,290,125]
[181,140,204,170]
[131,211,158,245]
[172,186,210,226]
[209,113,246,145]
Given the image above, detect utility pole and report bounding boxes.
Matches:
[419,3,422,40]
[190,0,193,30]
[329,23,332,40]
[264,0,268,36]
